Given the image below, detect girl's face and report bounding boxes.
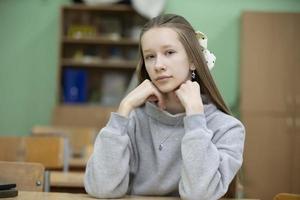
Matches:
[141,27,194,93]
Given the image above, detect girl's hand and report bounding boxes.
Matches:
[175,80,204,115]
[117,79,165,117]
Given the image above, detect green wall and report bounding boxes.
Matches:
[0,0,70,135]
[0,0,299,135]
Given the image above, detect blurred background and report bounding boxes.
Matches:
[1,0,299,135]
[0,0,299,200]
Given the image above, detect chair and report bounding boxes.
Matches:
[25,135,67,170]
[0,161,44,191]
[0,135,68,171]
[273,193,300,200]
[32,125,97,157]
[0,136,25,162]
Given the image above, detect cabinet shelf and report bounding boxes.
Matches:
[61,59,137,69]
[62,4,135,12]
[57,4,146,123]
[62,36,139,45]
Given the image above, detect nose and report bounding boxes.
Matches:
[154,55,166,71]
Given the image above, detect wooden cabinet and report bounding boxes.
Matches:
[242,115,294,198]
[53,5,146,128]
[240,13,298,113]
[240,12,300,200]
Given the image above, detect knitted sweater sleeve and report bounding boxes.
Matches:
[84,112,136,198]
[179,113,245,200]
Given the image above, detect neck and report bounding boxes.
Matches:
[163,92,185,114]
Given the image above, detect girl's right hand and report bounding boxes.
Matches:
[117,79,165,117]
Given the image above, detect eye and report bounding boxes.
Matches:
[165,50,176,56]
[145,54,155,60]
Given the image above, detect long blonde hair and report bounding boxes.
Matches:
[136,14,231,115]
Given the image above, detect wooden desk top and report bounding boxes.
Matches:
[50,171,84,188]
[11,191,261,200]
[14,191,179,199]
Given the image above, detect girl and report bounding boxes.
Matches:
[84,14,245,200]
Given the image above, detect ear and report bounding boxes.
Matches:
[190,63,196,71]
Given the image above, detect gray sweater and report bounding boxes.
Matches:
[84,99,245,200]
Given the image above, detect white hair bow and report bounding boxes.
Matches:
[195,31,216,70]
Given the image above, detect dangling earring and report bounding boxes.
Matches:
[191,70,196,81]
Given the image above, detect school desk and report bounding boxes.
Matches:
[10,191,261,200]
[50,171,85,193]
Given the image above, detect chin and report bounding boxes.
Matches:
[155,83,179,93]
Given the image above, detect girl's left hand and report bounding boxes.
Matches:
[175,80,204,115]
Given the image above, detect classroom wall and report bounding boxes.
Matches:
[0,0,299,135]
[0,0,70,135]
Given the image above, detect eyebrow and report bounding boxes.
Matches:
[143,44,175,53]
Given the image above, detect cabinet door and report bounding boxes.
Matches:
[242,114,294,200]
[291,114,300,193]
[293,14,300,113]
[291,16,300,192]
[241,13,299,113]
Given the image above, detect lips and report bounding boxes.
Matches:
[156,75,172,81]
